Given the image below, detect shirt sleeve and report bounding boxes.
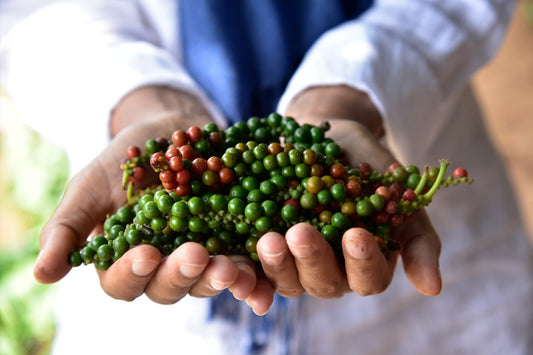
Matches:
[277,0,516,148]
[0,0,224,174]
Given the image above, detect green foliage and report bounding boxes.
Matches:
[0,95,69,355]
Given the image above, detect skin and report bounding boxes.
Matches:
[34,85,441,316]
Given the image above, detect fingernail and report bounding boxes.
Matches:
[345,237,371,260]
[261,250,286,265]
[287,242,314,258]
[179,263,205,278]
[132,259,158,276]
[210,279,230,291]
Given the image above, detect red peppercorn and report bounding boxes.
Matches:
[131,166,146,183]
[191,157,207,175]
[169,156,184,172]
[207,156,223,171]
[375,186,391,201]
[284,198,300,210]
[209,131,223,146]
[150,152,168,171]
[187,126,203,143]
[179,145,195,160]
[453,167,468,179]
[174,184,191,197]
[218,167,235,184]
[172,130,188,147]
[159,170,174,183]
[162,181,178,191]
[389,183,403,201]
[176,169,191,184]
[165,147,181,159]
[390,214,404,227]
[387,162,402,174]
[358,162,373,177]
[385,200,398,214]
[402,189,417,201]
[330,163,345,179]
[126,145,141,159]
[346,180,362,197]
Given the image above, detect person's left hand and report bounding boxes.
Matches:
[243,88,442,315]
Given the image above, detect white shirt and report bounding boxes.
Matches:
[1,1,531,354]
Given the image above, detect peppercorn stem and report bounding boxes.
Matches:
[126,181,134,203]
[414,166,429,196]
[422,159,449,203]
[122,169,130,190]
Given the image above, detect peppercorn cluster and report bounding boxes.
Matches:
[69,113,472,270]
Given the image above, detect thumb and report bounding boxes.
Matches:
[34,163,117,284]
[35,223,80,284]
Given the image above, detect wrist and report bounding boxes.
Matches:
[110,86,212,136]
[283,85,384,138]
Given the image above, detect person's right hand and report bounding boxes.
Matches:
[34,86,259,304]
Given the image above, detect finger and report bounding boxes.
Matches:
[342,228,398,296]
[256,232,304,298]
[35,166,117,284]
[245,274,275,316]
[395,211,442,296]
[144,242,210,304]
[228,256,257,300]
[188,255,239,297]
[286,223,348,298]
[321,120,397,171]
[97,245,162,301]
[34,222,81,284]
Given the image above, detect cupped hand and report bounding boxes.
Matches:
[34,87,259,305]
[245,109,442,313]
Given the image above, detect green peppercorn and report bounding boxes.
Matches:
[247,189,265,203]
[300,192,318,210]
[255,216,272,232]
[209,194,227,211]
[321,225,340,242]
[115,206,135,224]
[356,200,374,217]
[330,183,347,201]
[69,251,83,267]
[188,196,205,215]
[261,200,278,217]
[228,198,246,215]
[125,229,142,245]
[260,180,276,196]
[281,204,298,222]
[242,176,260,191]
[171,201,190,219]
[245,202,262,221]
[143,201,161,219]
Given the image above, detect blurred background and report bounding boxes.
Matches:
[0,90,68,355]
[0,1,532,354]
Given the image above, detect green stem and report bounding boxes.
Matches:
[122,169,130,190]
[422,159,449,202]
[126,181,134,203]
[414,166,429,195]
